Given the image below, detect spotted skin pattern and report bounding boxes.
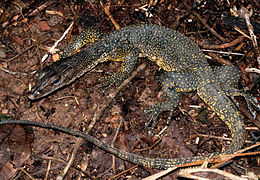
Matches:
[59,27,103,59]
[28,24,258,169]
[213,66,260,118]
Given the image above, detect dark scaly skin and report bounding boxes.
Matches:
[0,119,220,169]
[151,65,259,127]
[25,24,257,169]
[213,66,260,118]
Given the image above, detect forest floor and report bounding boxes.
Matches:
[0,0,259,179]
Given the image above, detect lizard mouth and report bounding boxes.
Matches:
[28,69,76,100]
[28,82,67,100]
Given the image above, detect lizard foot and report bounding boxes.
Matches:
[144,103,170,136]
[144,104,160,130]
[144,99,178,135]
[243,93,260,119]
[225,87,260,119]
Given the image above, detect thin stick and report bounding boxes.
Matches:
[202,49,244,56]
[18,168,35,180]
[103,1,121,29]
[244,68,260,74]
[179,167,247,180]
[183,1,226,42]
[58,95,89,177]
[2,44,34,61]
[111,118,123,173]
[44,160,52,180]
[0,66,36,75]
[239,7,258,49]
[59,63,146,179]
[41,22,74,62]
[12,2,42,66]
[207,52,232,66]
[109,165,138,180]
[196,133,252,144]
[198,36,245,49]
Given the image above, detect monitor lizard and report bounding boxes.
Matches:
[3,24,259,169]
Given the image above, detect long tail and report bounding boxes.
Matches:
[0,102,245,170]
[1,73,246,169]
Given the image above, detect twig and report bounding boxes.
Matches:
[41,22,74,63]
[1,44,34,61]
[58,94,89,178]
[88,63,147,133]
[196,133,252,144]
[38,155,67,164]
[87,0,101,21]
[18,167,35,180]
[183,1,226,42]
[111,118,123,173]
[202,49,244,56]
[234,26,251,39]
[28,1,56,17]
[198,35,245,49]
[102,1,121,29]
[1,38,49,62]
[12,2,42,67]
[58,63,146,179]
[207,52,232,65]
[245,126,259,131]
[57,136,83,180]
[2,1,55,29]
[179,167,247,180]
[211,143,260,168]
[44,160,51,180]
[0,66,36,75]
[108,165,138,180]
[238,7,258,49]
[74,95,89,131]
[244,68,260,74]
[142,167,177,180]
[237,6,259,68]
[167,143,260,169]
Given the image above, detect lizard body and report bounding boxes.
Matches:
[25,24,257,169]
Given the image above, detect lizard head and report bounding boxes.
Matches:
[28,52,100,100]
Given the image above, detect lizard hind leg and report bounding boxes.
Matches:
[214,65,260,119]
[144,88,181,131]
[144,70,198,133]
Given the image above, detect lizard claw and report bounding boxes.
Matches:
[236,89,260,120]
[247,96,260,120]
[99,73,115,91]
[144,100,177,135]
[144,104,161,130]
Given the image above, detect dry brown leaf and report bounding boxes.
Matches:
[0,124,33,179]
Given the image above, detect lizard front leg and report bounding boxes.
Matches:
[99,48,138,91]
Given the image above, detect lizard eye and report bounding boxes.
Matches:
[53,77,61,85]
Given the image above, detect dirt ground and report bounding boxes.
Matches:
[0,0,259,179]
